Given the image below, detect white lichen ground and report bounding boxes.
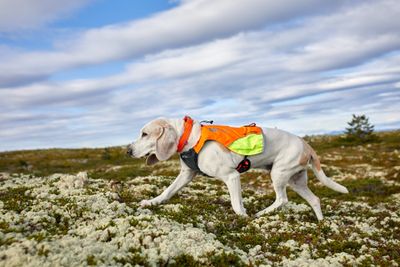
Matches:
[1,167,400,266]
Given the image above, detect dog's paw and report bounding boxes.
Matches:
[139,199,153,207]
[234,209,248,217]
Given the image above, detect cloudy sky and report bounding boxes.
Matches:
[0,0,399,151]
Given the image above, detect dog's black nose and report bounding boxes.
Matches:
[126,146,133,155]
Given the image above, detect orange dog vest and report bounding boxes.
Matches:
[193,125,262,153]
[178,116,263,173]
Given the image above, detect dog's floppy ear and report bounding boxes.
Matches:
[155,123,178,161]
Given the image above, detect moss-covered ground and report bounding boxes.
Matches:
[0,131,399,266]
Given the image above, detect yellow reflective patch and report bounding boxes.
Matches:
[228,134,264,156]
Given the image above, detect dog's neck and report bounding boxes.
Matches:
[166,118,201,153]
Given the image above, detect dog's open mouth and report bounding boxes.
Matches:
[146,153,158,165]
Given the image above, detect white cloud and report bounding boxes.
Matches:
[1,0,400,150]
[0,0,92,32]
[0,0,346,86]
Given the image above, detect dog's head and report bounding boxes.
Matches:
[127,118,178,165]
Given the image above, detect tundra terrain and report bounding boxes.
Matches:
[0,131,399,266]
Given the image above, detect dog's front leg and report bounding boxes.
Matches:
[223,172,247,216]
[139,168,196,207]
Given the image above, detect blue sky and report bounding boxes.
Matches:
[0,0,399,151]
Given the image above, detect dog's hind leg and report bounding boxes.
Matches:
[255,169,290,217]
[289,170,323,221]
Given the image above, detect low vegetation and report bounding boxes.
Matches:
[0,130,399,266]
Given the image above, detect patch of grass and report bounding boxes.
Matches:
[86,255,97,265]
[304,131,400,151]
[118,188,141,207]
[0,147,139,177]
[371,244,400,265]
[0,221,10,232]
[317,240,363,258]
[0,186,35,213]
[149,198,203,225]
[264,233,294,259]
[0,147,184,179]
[168,254,202,267]
[37,245,49,257]
[208,251,245,267]
[308,178,400,205]
[0,236,16,247]
[46,213,70,236]
[158,195,267,254]
[245,192,275,215]
[240,171,271,190]
[113,247,148,266]
[28,232,47,242]
[0,221,17,246]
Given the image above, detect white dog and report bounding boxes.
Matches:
[127,117,348,220]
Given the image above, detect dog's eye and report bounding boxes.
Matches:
[142,132,148,137]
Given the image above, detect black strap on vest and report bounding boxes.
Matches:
[180,149,251,174]
[180,148,202,173]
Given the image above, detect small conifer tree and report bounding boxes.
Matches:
[345,114,375,142]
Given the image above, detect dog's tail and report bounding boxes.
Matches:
[309,147,349,194]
